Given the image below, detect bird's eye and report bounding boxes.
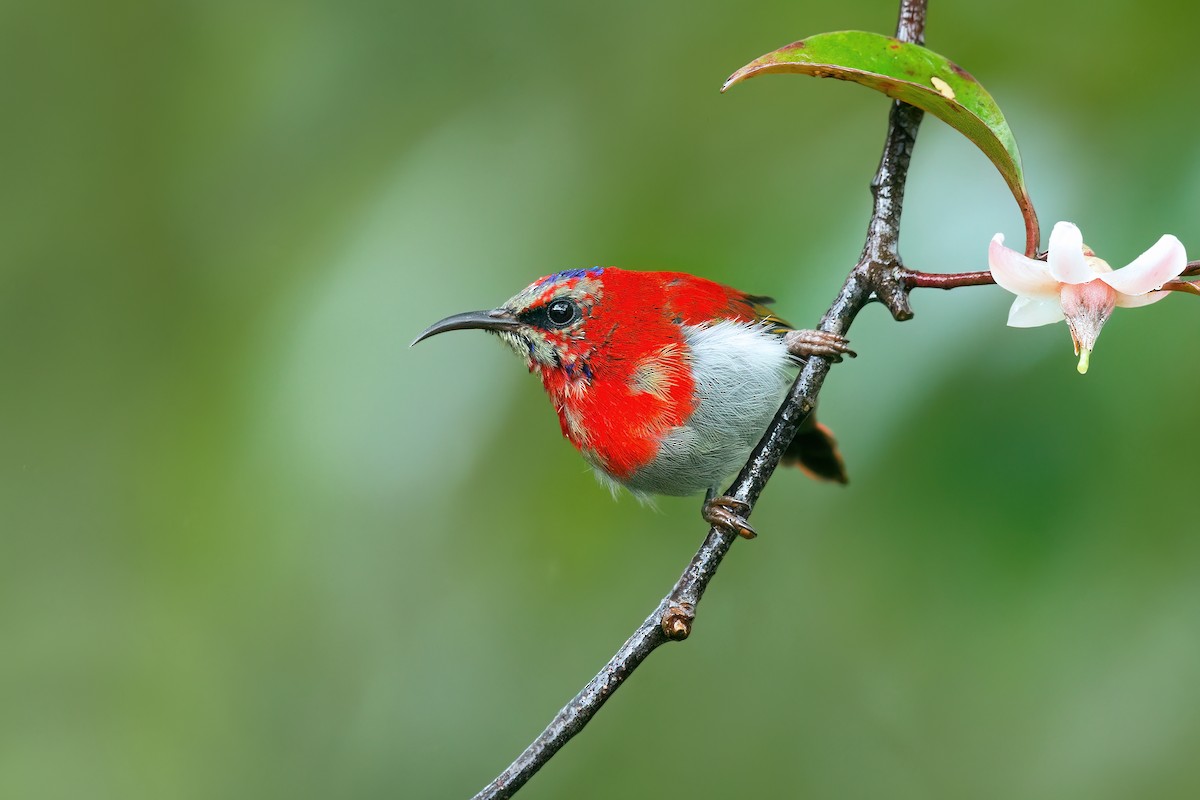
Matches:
[545,299,578,327]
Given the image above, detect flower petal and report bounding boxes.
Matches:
[989,233,1059,298]
[1099,234,1187,296]
[1114,289,1169,308]
[1047,221,1095,284]
[1007,295,1064,327]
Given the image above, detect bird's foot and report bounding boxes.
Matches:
[785,329,856,362]
[702,495,757,540]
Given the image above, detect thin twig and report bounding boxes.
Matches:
[470,1,928,797]
[902,269,994,290]
[902,266,1200,292]
[468,531,735,800]
[1163,278,1200,296]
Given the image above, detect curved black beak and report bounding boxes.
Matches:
[410,309,522,347]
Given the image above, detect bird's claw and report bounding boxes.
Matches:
[784,329,855,362]
[702,495,757,540]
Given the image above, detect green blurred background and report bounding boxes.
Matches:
[4,0,1200,798]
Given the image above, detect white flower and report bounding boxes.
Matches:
[989,221,1187,373]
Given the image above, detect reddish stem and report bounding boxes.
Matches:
[902,269,1200,295]
[901,269,995,290]
[1163,278,1200,296]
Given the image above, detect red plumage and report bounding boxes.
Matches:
[415,266,848,506]
[519,268,844,488]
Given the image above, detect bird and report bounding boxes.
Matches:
[412,267,852,538]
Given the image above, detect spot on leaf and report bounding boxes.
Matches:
[931,76,955,100]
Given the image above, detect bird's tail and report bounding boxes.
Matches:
[782,416,848,484]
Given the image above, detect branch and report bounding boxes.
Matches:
[468,531,735,800]
[1163,278,1200,296]
[901,260,1200,292]
[902,269,994,290]
[470,1,928,797]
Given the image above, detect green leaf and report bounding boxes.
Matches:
[723,31,1040,257]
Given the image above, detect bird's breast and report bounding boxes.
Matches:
[555,338,698,483]
[552,320,795,497]
[623,321,795,495]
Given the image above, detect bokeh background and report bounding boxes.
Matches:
[4,0,1200,798]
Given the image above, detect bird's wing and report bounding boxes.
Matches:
[657,273,794,336]
[730,293,794,336]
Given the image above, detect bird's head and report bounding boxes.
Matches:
[412,267,608,379]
